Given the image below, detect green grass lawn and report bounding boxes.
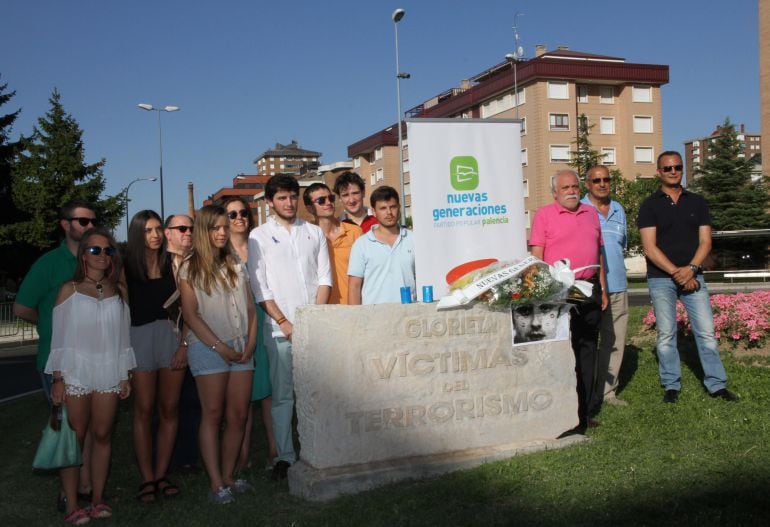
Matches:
[3,306,770,526]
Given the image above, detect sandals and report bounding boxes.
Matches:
[136,481,156,503]
[155,476,179,498]
[88,503,112,519]
[64,508,91,525]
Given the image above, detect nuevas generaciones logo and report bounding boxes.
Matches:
[449,156,479,191]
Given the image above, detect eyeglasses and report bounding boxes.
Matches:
[312,195,336,206]
[167,225,193,233]
[590,177,611,184]
[661,164,683,173]
[227,209,249,220]
[68,217,97,227]
[85,246,116,256]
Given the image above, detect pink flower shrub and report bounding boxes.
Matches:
[643,290,770,347]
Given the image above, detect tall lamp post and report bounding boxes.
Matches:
[392,8,410,222]
[125,177,157,239]
[504,13,524,120]
[137,103,180,219]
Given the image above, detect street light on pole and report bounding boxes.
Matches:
[137,103,180,219]
[125,177,158,240]
[392,8,409,223]
[504,13,524,120]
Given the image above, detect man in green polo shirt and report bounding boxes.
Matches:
[14,200,97,392]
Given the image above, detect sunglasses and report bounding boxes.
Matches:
[168,225,193,233]
[590,177,611,184]
[312,195,336,206]
[86,246,116,256]
[661,164,683,173]
[68,217,97,227]
[227,209,250,220]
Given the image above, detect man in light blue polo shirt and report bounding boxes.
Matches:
[347,186,415,305]
[581,165,629,410]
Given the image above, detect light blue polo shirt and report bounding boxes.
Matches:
[347,226,416,305]
[581,195,627,293]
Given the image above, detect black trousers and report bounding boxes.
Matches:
[569,282,602,427]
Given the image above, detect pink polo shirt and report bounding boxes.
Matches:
[529,202,603,279]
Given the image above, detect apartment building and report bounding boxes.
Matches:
[684,124,762,182]
[761,0,770,172]
[348,46,669,225]
[254,140,320,177]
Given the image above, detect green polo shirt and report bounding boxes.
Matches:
[15,242,77,371]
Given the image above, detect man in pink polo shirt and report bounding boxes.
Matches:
[530,169,609,434]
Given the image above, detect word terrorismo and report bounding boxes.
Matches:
[370,348,528,379]
[345,390,553,434]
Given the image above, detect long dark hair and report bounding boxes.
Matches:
[73,227,125,301]
[125,209,169,281]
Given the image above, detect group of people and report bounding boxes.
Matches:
[14,170,416,523]
[14,150,740,521]
[529,150,738,435]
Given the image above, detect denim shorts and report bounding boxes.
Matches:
[187,338,255,377]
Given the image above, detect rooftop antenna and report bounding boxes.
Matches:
[505,12,525,119]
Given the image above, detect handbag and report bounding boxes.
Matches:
[32,404,82,470]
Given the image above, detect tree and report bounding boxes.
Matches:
[690,118,770,267]
[568,113,604,181]
[612,175,659,255]
[2,89,124,251]
[0,76,24,235]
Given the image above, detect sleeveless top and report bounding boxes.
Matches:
[126,260,177,326]
[46,285,136,391]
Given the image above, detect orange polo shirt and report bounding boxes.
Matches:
[328,222,363,304]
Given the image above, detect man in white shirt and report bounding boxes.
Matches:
[248,175,332,480]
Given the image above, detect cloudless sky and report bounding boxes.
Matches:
[3,0,760,239]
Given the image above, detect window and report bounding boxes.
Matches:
[480,90,518,118]
[523,179,529,197]
[524,210,531,229]
[404,182,411,196]
[547,81,569,99]
[354,157,361,169]
[374,147,383,161]
[280,164,285,169]
[549,145,571,162]
[520,117,526,135]
[577,85,588,103]
[599,86,614,104]
[634,146,654,163]
[370,172,376,185]
[402,159,410,173]
[376,168,384,181]
[516,87,526,106]
[521,148,528,166]
[601,147,616,165]
[549,113,570,131]
[600,117,615,135]
[632,85,652,103]
[633,116,653,133]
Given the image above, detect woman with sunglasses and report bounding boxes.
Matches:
[125,210,186,502]
[178,205,257,504]
[46,228,135,524]
[222,196,278,473]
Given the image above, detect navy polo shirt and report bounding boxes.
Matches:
[636,188,711,279]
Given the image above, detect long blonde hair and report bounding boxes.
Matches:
[186,205,239,295]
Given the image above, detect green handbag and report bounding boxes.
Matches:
[32,405,82,470]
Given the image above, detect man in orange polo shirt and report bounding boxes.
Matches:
[304,182,363,304]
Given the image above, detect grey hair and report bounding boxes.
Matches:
[550,169,580,192]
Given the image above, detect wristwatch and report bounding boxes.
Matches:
[688,263,701,273]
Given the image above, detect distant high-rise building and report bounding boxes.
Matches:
[254,140,321,177]
[759,0,770,173]
[684,124,762,183]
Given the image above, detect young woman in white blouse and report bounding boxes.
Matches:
[178,205,257,504]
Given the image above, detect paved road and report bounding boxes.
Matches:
[0,352,41,402]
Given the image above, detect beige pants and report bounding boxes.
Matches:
[595,291,629,399]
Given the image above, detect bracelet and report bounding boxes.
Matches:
[275,317,287,325]
[179,339,189,347]
[211,340,221,351]
[52,377,63,384]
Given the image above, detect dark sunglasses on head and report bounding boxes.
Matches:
[168,225,193,233]
[590,177,611,184]
[312,195,336,206]
[86,246,116,256]
[68,217,97,227]
[661,164,683,173]
[227,209,249,220]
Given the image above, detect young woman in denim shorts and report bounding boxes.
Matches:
[178,205,257,504]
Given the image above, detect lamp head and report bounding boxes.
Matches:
[137,103,154,111]
[163,106,180,112]
[149,177,158,182]
[392,8,405,22]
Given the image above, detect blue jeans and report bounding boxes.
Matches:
[648,276,728,393]
[263,336,296,464]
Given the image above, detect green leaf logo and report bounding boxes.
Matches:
[450,156,479,191]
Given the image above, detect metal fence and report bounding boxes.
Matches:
[0,302,36,340]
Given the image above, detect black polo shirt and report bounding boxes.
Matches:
[636,188,711,279]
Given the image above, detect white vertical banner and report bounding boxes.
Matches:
[407,119,527,298]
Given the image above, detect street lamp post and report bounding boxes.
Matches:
[125,177,158,239]
[504,13,524,120]
[392,8,409,223]
[137,103,180,219]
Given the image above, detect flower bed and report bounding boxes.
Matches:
[643,290,770,347]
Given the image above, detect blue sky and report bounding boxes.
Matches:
[3,0,760,238]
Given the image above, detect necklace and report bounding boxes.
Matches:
[85,274,105,300]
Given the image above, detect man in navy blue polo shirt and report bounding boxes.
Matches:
[637,151,737,404]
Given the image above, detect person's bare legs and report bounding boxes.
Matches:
[221,371,253,486]
[237,403,254,471]
[195,372,228,491]
[131,371,158,494]
[88,392,119,505]
[154,367,184,492]
[61,392,91,515]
